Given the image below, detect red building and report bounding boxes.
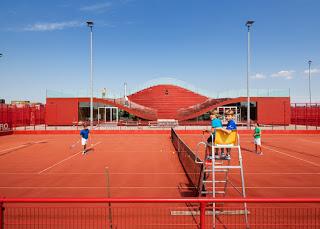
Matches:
[46,84,290,126]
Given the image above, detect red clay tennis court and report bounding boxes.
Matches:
[0,130,319,228]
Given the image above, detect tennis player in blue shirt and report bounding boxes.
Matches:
[203,110,223,159]
[80,123,90,155]
[220,110,237,160]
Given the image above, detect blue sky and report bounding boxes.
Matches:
[1,0,320,103]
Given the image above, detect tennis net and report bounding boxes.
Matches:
[171,128,203,196]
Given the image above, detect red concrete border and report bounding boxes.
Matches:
[2,197,320,203]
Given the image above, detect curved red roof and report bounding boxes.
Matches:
[128,84,209,119]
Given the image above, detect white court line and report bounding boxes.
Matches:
[38,141,102,174]
[298,139,320,144]
[0,186,319,189]
[0,139,50,154]
[262,145,320,167]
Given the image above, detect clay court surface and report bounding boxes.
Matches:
[1,132,319,199]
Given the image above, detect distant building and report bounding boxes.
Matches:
[11,101,30,105]
[46,81,291,126]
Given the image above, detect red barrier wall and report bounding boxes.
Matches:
[46,98,79,125]
[0,104,45,128]
[291,104,320,126]
[256,97,291,125]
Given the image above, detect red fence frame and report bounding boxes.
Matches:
[0,104,45,130]
[291,103,320,127]
[1,198,320,229]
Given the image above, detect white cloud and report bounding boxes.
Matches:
[251,73,266,80]
[24,21,82,31]
[271,70,295,80]
[303,68,320,75]
[80,2,112,12]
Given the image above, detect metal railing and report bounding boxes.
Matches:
[1,198,320,229]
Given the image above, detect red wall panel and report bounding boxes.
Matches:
[255,97,291,125]
[46,98,79,125]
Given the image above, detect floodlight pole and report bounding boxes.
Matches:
[246,20,254,129]
[87,21,94,129]
[308,60,312,105]
[124,82,127,98]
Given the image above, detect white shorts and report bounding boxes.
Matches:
[254,138,261,146]
[81,138,88,146]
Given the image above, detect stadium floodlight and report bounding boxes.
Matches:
[308,60,312,105]
[87,21,94,129]
[246,20,254,129]
[246,20,254,27]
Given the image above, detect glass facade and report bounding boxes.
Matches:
[190,102,257,123]
[78,102,141,123]
[78,102,116,122]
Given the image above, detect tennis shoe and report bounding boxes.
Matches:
[82,150,86,155]
[224,154,231,160]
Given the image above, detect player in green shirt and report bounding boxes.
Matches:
[254,123,262,155]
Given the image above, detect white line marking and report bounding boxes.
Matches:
[262,145,320,167]
[298,139,320,144]
[38,141,102,174]
[0,139,50,154]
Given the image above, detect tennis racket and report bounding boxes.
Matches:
[69,139,80,149]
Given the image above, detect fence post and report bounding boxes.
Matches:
[200,201,206,229]
[306,104,308,130]
[283,101,286,130]
[316,103,318,130]
[295,103,297,130]
[0,201,4,229]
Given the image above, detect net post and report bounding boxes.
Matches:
[200,201,206,229]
